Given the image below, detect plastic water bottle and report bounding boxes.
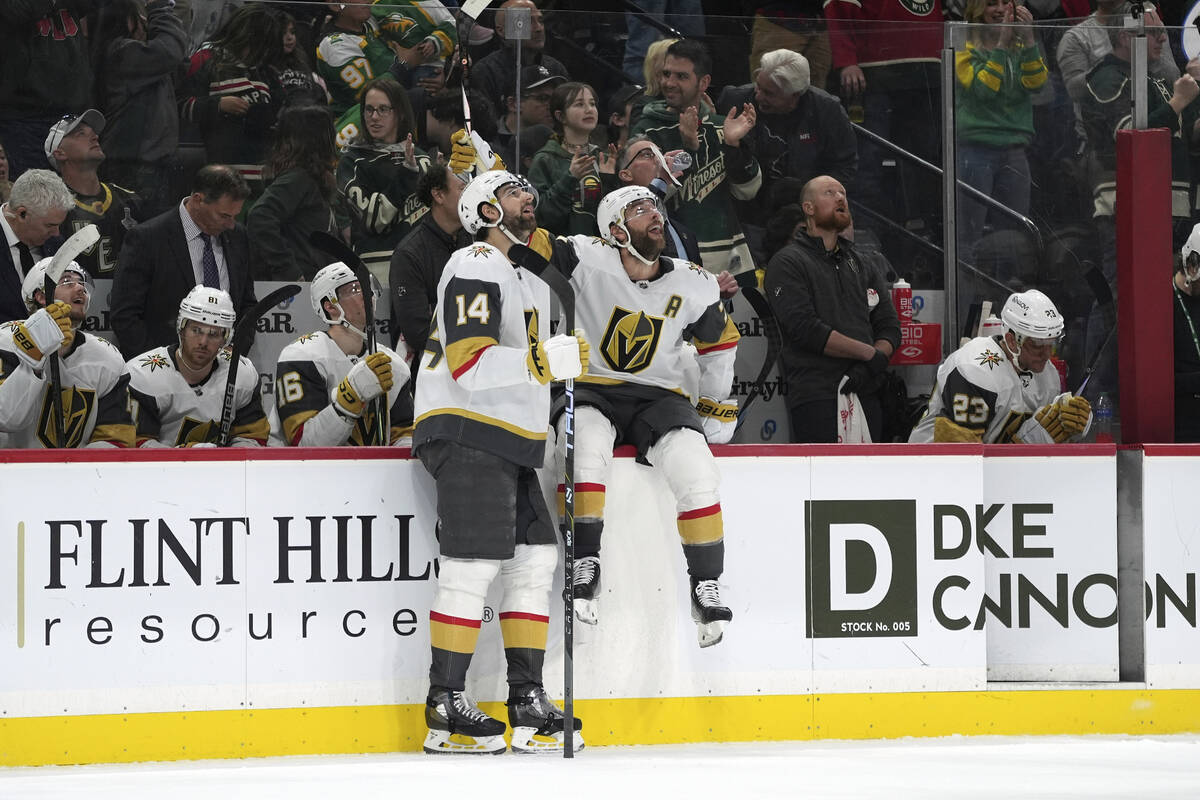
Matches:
[1094,393,1114,443]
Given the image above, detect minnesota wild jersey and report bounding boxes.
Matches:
[316,19,396,119]
[372,0,456,58]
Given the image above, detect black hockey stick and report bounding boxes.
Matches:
[509,242,577,759]
[309,231,388,445]
[43,224,100,447]
[1076,265,1116,399]
[735,286,783,426]
[219,284,301,446]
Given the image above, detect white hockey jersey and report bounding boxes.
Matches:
[0,327,134,448]
[908,335,1062,444]
[276,331,412,446]
[553,235,739,403]
[413,241,553,468]
[126,346,269,447]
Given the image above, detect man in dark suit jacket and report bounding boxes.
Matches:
[1,170,73,323]
[111,164,257,360]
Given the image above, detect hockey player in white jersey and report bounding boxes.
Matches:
[0,258,133,448]
[126,286,269,447]
[909,290,1092,444]
[276,262,411,446]
[542,185,741,647]
[412,170,589,754]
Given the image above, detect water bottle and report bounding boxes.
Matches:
[1093,393,1114,443]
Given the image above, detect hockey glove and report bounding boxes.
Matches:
[697,396,738,444]
[11,301,73,367]
[449,129,505,176]
[1015,403,1069,444]
[840,349,890,395]
[527,333,589,385]
[1059,394,1092,439]
[333,352,394,418]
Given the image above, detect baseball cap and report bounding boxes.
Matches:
[521,65,564,93]
[607,84,644,118]
[44,109,106,169]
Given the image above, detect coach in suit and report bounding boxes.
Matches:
[1,170,73,322]
[111,164,257,359]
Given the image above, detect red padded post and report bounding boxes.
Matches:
[1116,128,1173,443]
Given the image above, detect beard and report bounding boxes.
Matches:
[629,226,665,261]
[502,208,537,241]
[812,206,852,233]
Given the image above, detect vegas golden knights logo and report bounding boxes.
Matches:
[177,417,216,446]
[600,307,663,373]
[350,404,388,446]
[36,386,96,448]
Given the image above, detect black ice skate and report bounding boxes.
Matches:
[572,555,601,625]
[507,684,584,754]
[423,687,507,755]
[690,577,733,648]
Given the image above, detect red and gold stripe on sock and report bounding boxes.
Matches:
[430,611,482,654]
[677,503,724,545]
[499,611,549,651]
[557,482,606,520]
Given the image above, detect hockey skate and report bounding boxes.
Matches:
[423,687,507,755]
[572,556,601,625]
[690,577,733,648]
[507,684,584,754]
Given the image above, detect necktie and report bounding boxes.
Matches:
[199,233,220,289]
[16,241,34,276]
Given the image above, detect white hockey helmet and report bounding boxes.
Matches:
[311,261,380,335]
[597,185,662,247]
[1182,224,1200,280]
[177,284,236,346]
[1001,289,1064,343]
[22,257,94,313]
[457,170,538,235]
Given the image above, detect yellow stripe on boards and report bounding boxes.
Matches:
[3,690,1198,767]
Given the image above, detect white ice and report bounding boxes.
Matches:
[3,735,1199,799]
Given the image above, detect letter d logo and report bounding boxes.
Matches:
[806,500,918,638]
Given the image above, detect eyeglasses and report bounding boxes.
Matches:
[363,105,394,117]
[523,92,553,104]
[620,147,658,171]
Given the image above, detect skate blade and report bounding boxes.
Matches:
[509,727,585,754]
[574,597,599,626]
[423,729,507,755]
[696,619,727,648]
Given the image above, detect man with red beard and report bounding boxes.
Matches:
[542,185,741,648]
[764,175,900,443]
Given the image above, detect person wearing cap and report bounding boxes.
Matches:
[909,288,1090,444]
[1,170,73,323]
[1174,227,1200,442]
[43,110,144,278]
[717,49,856,234]
[0,256,134,449]
[111,164,258,361]
[606,84,645,152]
[469,0,568,121]
[493,64,564,170]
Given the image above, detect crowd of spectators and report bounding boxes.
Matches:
[0,0,1195,446]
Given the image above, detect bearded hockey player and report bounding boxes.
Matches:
[412,170,588,754]
[126,286,269,447]
[0,258,133,448]
[544,185,740,647]
[909,289,1092,443]
[276,262,411,446]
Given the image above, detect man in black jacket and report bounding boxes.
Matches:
[110,164,257,359]
[717,49,857,243]
[388,166,470,369]
[1,169,72,323]
[765,175,899,442]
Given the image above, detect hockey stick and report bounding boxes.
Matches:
[735,286,783,426]
[309,231,388,445]
[43,224,100,447]
[509,242,576,759]
[219,284,301,446]
[1076,265,1116,400]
